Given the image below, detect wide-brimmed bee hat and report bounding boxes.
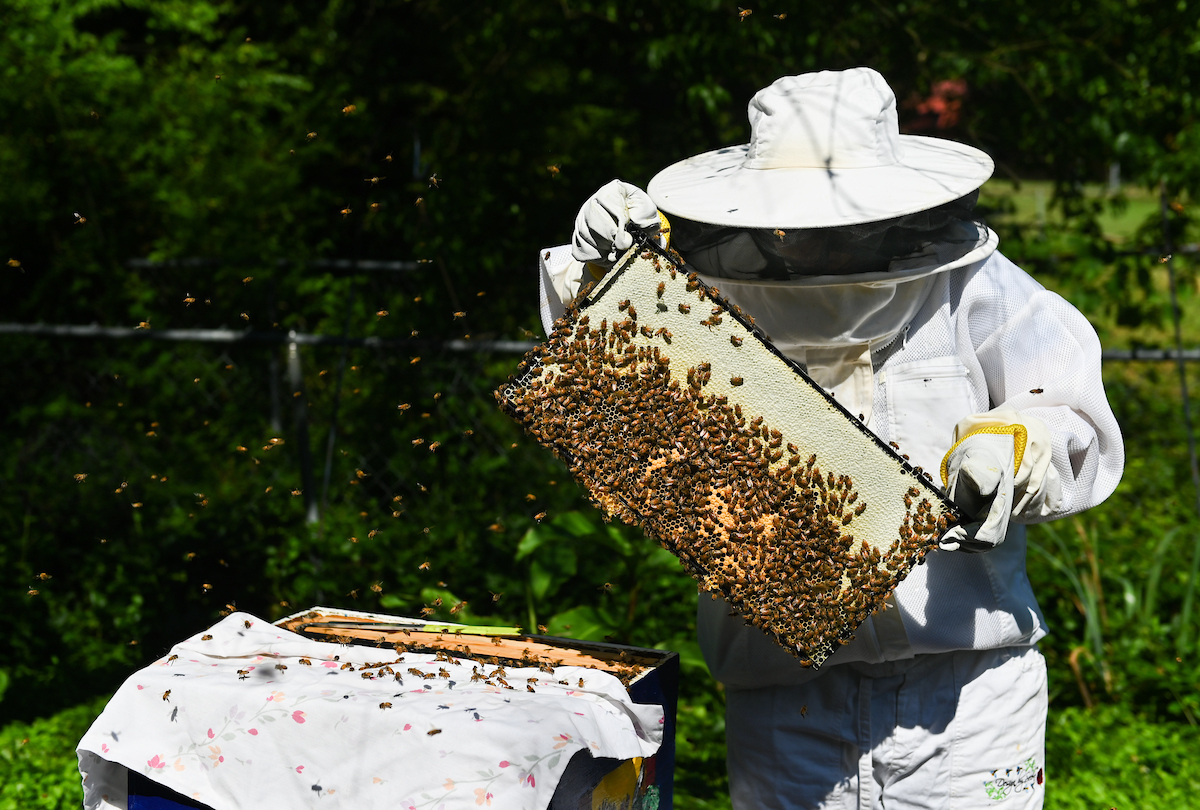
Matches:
[647,67,994,230]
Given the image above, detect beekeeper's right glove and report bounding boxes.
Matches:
[572,180,661,269]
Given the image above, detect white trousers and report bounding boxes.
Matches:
[725,646,1047,810]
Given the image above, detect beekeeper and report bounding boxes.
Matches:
[537,67,1123,810]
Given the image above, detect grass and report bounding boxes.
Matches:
[979,179,1163,245]
[7,696,1200,809]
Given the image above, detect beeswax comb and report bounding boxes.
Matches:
[497,236,963,668]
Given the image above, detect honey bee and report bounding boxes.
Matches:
[730,376,744,386]
[1029,388,1044,394]
[730,335,743,347]
[411,438,425,446]
[414,197,424,206]
[370,202,381,212]
[73,473,88,483]
[428,174,441,188]
[738,7,752,21]
[162,690,171,702]
[450,601,466,614]
[411,357,421,365]
[547,164,561,175]
[364,176,383,184]
[379,702,392,709]
[298,658,312,666]
[491,591,504,602]
[773,229,786,239]
[6,258,19,267]
[201,634,213,641]
[427,728,442,736]
[599,582,614,592]
[774,12,787,19]
[678,303,691,314]
[136,321,151,329]
[73,212,87,225]
[183,293,196,306]
[340,206,352,218]
[214,73,222,80]
[27,588,38,597]
[244,620,252,629]
[202,583,213,592]
[376,309,389,318]
[240,312,249,321]
[419,561,431,571]
[578,678,586,688]
[384,153,393,162]
[370,582,383,593]
[534,511,547,521]
[453,311,466,319]
[274,663,287,672]
[368,529,380,539]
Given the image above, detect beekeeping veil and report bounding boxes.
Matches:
[647,67,998,423]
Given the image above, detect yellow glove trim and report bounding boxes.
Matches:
[939,424,1028,488]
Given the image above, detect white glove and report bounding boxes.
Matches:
[940,433,1016,553]
[571,180,661,268]
[938,408,1063,552]
[953,406,1063,519]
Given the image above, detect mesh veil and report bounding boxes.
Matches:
[670,191,986,279]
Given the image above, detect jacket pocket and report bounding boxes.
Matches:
[885,357,977,476]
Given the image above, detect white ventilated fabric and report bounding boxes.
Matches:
[537,243,1123,686]
[724,646,1048,810]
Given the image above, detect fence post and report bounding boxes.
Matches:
[287,331,320,524]
[1161,182,1200,653]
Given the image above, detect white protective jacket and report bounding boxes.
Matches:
[537,228,1124,689]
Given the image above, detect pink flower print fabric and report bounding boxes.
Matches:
[77,613,662,810]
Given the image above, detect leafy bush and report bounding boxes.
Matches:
[1046,706,1200,809]
[0,697,106,810]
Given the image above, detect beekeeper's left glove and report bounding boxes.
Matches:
[938,407,1063,552]
[939,432,1017,552]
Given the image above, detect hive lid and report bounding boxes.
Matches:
[496,237,963,668]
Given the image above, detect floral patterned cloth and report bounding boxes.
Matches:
[77,613,663,810]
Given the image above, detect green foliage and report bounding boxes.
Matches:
[0,696,107,810]
[1046,706,1200,809]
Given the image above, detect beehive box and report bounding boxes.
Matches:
[497,239,963,668]
[123,607,679,810]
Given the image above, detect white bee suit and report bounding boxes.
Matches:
[537,230,1123,809]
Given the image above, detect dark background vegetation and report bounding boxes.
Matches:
[4,1,1200,807]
